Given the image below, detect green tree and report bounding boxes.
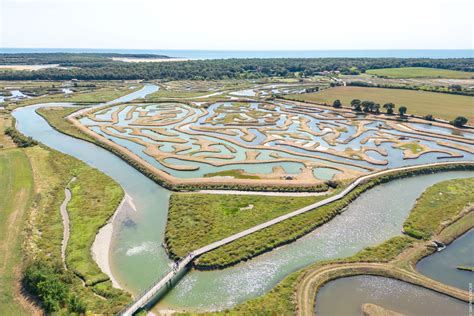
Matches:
[399,106,407,117]
[373,103,381,114]
[350,99,362,111]
[333,99,342,108]
[383,102,395,115]
[451,116,468,127]
[361,100,374,112]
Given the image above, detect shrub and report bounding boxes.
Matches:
[4,127,38,147]
[451,116,468,128]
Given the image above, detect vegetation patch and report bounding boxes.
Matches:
[203,169,261,179]
[165,193,327,258]
[366,67,474,79]
[288,86,474,121]
[36,106,97,143]
[4,127,38,147]
[403,177,474,239]
[23,146,130,313]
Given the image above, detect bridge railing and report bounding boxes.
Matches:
[117,255,194,315]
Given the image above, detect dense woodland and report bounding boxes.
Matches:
[0,53,169,66]
[0,54,472,80]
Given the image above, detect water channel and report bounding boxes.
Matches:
[12,85,474,312]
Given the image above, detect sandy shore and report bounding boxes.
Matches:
[91,193,136,289]
[0,64,59,71]
[111,57,189,63]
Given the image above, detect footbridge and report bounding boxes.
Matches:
[118,161,473,315]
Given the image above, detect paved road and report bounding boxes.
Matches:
[119,161,473,315]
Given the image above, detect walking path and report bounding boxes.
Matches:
[195,189,330,197]
[118,160,473,316]
[60,177,75,268]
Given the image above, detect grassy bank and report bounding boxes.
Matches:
[403,177,474,239]
[287,86,474,122]
[36,106,98,143]
[23,145,130,313]
[366,67,474,79]
[205,236,415,315]
[165,193,332,259]
[181,163,473,269]
[0,149,34,315]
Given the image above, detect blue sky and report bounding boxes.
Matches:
[1,0,472,50]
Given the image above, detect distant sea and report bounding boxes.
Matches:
[0,48,472,59]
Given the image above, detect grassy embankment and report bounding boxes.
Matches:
[166,163,473,269]
[36,106,98,144]
[403,177,474,239]
[366,67,474,79]
[208,177,474,315]
[287,86,474,122]
[23,145,130,313]
[0,149,34,315]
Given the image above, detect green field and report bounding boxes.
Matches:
[165,193,326,259]
[0,149,33,315]
[23,146,129,313]
[367,67,474,79]
[403,177,474,239]
[288,86,474,122]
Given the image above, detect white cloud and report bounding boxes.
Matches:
[1,0,472,49]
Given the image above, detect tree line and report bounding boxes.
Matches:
[0,55,473,81]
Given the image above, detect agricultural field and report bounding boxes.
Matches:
[0,149,34,315]
[366,67,474,79]
[288,86,474,122]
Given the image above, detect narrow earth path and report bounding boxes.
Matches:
[60,177,75,268]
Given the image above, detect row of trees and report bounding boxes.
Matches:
[332,99,469,127]
[332,99,408,116]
